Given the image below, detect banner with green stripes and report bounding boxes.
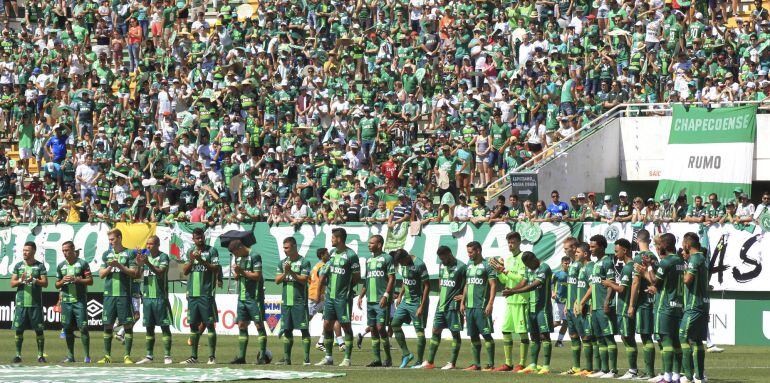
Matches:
[158,222,583,279]
[656,104,757,203]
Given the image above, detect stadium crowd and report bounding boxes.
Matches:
[0,0,768,224]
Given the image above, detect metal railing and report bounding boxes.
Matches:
[485,100,770,201]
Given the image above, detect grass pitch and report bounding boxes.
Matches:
[3,330,769,382]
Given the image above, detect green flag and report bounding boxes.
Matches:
[656,105,757,204]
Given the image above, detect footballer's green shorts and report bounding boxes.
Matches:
[565,310,581,336]
[61,301,88,330]
[188,296,216,326]
[635,306,655,335]
[432,309,463,332]
[367,302,391,327]
[679,309,708,342]
[103,296,135,326]
[502,303,529,334]
[211,297,219,323]
[655,310,682,336]
[391,302,428,329]
[143,298,172,327]
[322,297,353,324]
[281,305,309,331]
[591,309,617,337]
[236,299,265,323]
[465,307,493,337]
[528,309,554,336]
[617,313,636,338]
[579,312,594,337]
[12,306,44,331]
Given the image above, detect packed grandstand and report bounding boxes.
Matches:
[0,0,767,225]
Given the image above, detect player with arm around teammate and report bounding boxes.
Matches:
[505,251,554,375]
[629,229,659,381]
[315,228,361,367]
[460,241,497,371]
[57,241,93,363]
[601,239,639,380]
[680,232,709,383]
[638,233,685,383]
[356,235,396,367]
[389,248,430,368]
[415,245,466,370]
[488,232,529,372]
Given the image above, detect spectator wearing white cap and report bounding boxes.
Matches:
[599,194,617,223]
[615,191,632,222]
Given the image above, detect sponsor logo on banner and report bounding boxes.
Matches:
[171,295,185,331]
[264,297,281,334]
[0,292,754,346]
[707,299,734,345]
[86,299,103,326]
[604,225,621,242]
[0,292,104,330]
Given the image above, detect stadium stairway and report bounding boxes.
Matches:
[484,103,659,205]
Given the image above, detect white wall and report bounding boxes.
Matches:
[496,112,768,203]
[535,118,621,200]
[621,115,770,181]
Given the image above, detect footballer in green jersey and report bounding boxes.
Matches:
[136,236,172,364]
[390,248,430,368]
[639,233,684,382]
[99,229,141,364]
[629,229,658,380]
[562,237,584,375]
[227,236,268,365]
[504,251,553,374]
[587,234,618,377]
[275,237,312,365]
[680,233,709,382]
[181,228,221,364]
[357,235,395,367]
[602,239,638,379]
[461,241,496,371]
[57,241,94,363]
[10,242,48,363]
[574,243,596,374]
[316,228,360,366]
[552,256,570,343]
[420,245,466,369]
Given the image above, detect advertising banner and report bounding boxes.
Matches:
[734,299,770,346]
[655,104,757,203]
[1,222,767,291]
[583,222,770,291]
[0,291,106,331]
[0,293,744,345]
[0,222,581,280]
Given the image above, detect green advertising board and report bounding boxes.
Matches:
[735,299,770,346]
